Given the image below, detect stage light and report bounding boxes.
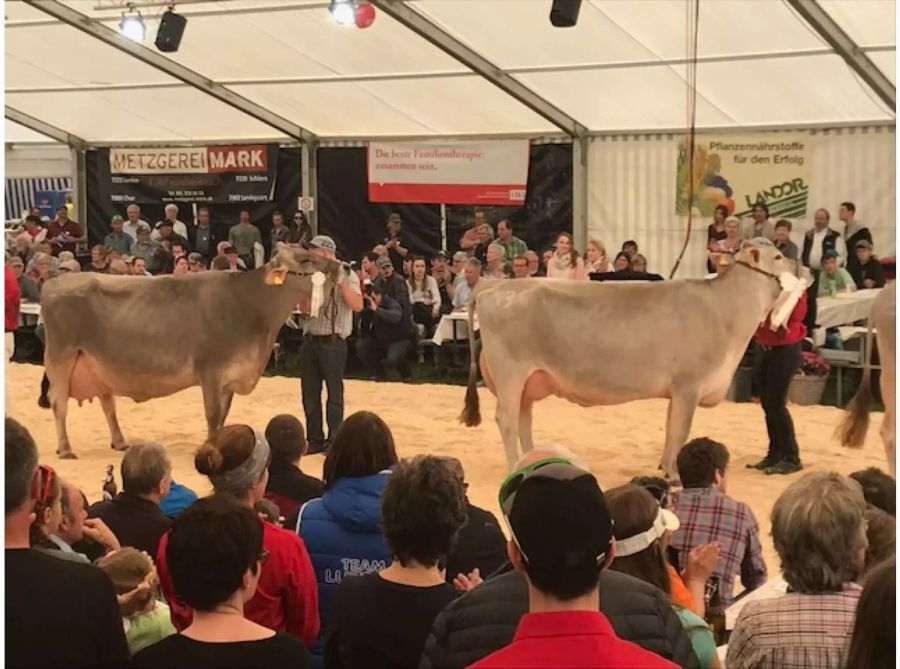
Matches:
[330,0,357,26]
[119,7,146,42]
[550,0,582,27]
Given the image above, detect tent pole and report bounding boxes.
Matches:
[71,146,87,235]
[572,136,589,253]
[302,141,319,235]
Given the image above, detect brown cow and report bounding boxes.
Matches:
[460,242,798,479]
[41,246,345,458]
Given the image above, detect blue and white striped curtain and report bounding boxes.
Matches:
[4,177,72,220]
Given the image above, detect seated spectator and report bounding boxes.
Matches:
[171,241,189,260]
[470,458,678,668]
[59,258,82,273]
[408,256,442,334]
[324,455,466,668]
[818,249,855,296]
[511,254,530,278]
[431,252,455,314]
[156,425,319,646]
[22,214,47,245]
[843,557,894,669]
[373,254,413,329]
[440,456,507,582]
[9,256,40,303]
[218,243,247,271]
[402,256,413,279]
[632,253,649,273]
[495,219,528,267]
[160,479,199,518]
[107,258,128,275]
[605,484,719,669]
[132,224,171,275]
[421,447,698,669]
[87,441,173,557]
[585,238,613,274]
[49,480,120,563]
[727,472,867,669]
[263,414,324,519]
[613,251,632,272]
[211,255,233,271]
[546,232,586,279]
[773,219,799,259]
[361,251,380,282]
[356,282,411,380]
[849,467,895,515]
[670,438,766,607]
[133,495,310,669]
[706,205,728,273]
[172,255,190,275]
[296,411,397,666]
[13,231,36,265]
[849,239,886,289]
[622,239,639,259]
[6,417,129,669]
[862,506,894,574]
[26,251,57,294]
[29,463,63,551]
[451,250,468,280]
[742,202,776,240]
[89,245,110,273]
[104,215,133,255]
[524,250,540,276]
[131,256,152,276]
[484,243,511,279]
[255,498,282,525]
[187,252,206,272]
[452,258,482,310]
[631,475,672,508]
[97,547,176,656]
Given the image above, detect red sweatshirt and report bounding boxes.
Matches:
[754,291,807,346]
[157,519,320,647]
[5,265,20,332]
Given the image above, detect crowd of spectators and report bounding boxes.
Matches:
[6,408,895,669]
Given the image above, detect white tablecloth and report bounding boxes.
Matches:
[20,303,40,316]
[432,311,479,345]
[816,288,881,329]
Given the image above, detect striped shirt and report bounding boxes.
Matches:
[726,583,862,669]
[303,272,360,338]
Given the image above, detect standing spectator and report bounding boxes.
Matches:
[263,414,324,520]
[152,203,188,241]
[452,258,482,310]
[471,223,495,264]
[546,232,586,279]
[613,251,632,272]
[104,215,133,255]
[5,417,130,669]
[133,495,311,669]
[189,206,219,262]
[495,220,527,268]
[803,207,848,270]
[621,239,639,259]
[9,256,39,303]
[817,250,855,296]
[270,211,290,255]
[752,282,807,474]
[124,204,150,241]
[132,224,170,275]
[706,205,728,272]
[297,411,397,666]
[440,456,507,582]
[324,455,466,668]
[299,235,363,455]
[46,204,82,256]
[743,202,776,241]
[773,219,799,260]
[849,467,895,515]
[292,211,313,247]
[511,255,531,278]
[670,438,766,607]
[459,213,483,256]
[709,216,742,267]
[525,250,540,276]
[157,220,191,257]
[470,459,678,669]
[727,472,867,669]
[13,232,36,266]
[357,283,411,380]
[228,210,262,270]
[844,557,894,669]
[839,201,873,274]
[383,212,409,274]
[849,239,886,289]
[408,256,441,334]
[87,441,172,558]
[22,214,47,244]
[585,238,613,274]
[632,254,649,274]
[484,243,511,279]
[156,424,319,645]
[88,245,110,273]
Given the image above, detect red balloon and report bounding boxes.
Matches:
[355,2,376,28]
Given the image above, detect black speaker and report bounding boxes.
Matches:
[155,9,187,53]
[550,0,582,27]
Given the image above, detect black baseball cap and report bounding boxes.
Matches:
[508,463,614,570]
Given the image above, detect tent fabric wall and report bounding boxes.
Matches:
[4,177,72,220]
[587,126,896,279]
[4,144,73,180]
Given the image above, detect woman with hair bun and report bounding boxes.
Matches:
[156,425,319,647]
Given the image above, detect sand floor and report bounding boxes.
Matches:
[6,361,888,574]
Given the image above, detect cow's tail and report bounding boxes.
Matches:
[459,293,481,427]
[836,315,875,449]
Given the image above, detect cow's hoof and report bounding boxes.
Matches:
[57,451,78,460]
[111,442,129,452]
[37,396,50,409]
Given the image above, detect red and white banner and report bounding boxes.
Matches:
[367,140,529,205]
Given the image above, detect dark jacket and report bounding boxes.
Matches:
[361,294,408,344]
[189,224,222,261]
[801,227,841,268]
[444,501,507,582]
[850,257,886,289]
[265,460,325,519]
[845,226,873,274]
[419,567,699,669]
[374,273,413,332]
[88,492,171,558]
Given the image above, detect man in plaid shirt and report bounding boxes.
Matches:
[669,438,767,606]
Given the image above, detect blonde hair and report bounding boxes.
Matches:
[585,238,609,264]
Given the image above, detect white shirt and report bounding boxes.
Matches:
[807,227,847,270]
[453,280,478,309]
[123,218,150,241]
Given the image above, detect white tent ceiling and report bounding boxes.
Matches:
[4,0,896,144]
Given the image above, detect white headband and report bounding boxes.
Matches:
[614,507,681,558]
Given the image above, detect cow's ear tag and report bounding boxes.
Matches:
[265,268,287,286]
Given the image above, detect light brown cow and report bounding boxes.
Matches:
[460,242,796,478]
[836,282,895,474]
[41,246,345,458]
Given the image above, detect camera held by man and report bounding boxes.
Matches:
[357,283,412,379]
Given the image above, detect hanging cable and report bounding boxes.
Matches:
[669,0,701,280]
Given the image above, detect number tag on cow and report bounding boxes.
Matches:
[310,272,326,316]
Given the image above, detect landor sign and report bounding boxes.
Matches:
[108,144,278,203]
[368,140,529,205]
[675,133,810,219]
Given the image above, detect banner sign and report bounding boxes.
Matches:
[367,140,529,205]
[675,134,810,219]
[108,144,278,204]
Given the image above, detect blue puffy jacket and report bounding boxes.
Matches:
[295,471,392,665]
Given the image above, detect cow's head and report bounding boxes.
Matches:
[736,238,806,281]
[264,243,346,287]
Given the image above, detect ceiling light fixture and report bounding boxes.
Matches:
[329,0,357,26]
[118,5,146,42]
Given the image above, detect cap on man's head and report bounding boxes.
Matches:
[59,259,81,273]
[111,215,124,223]
[856,240,873,250]
[435,251,450,260]
[58,251,75,262]
[222,244,237,254]
[159,220,174,229]
[309,235,337,254]
[507,463,614,572]
[388,213,402,223]
[375,255,393,269]
[9,257,23,267]
[823,249,839,259]
[137,222,151,234]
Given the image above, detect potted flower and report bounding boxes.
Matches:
[788,350,830,405]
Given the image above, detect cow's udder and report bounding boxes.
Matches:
[69,352,112,402]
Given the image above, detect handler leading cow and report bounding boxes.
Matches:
[41,245,347,459]
[461,240,799,479]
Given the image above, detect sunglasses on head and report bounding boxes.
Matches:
[498,456,573,517]
[33,464,56,512]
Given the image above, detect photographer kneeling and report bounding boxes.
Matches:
[356,283,412,380]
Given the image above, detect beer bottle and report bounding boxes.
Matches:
[705,576,727,646]
[102,464,117,501]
